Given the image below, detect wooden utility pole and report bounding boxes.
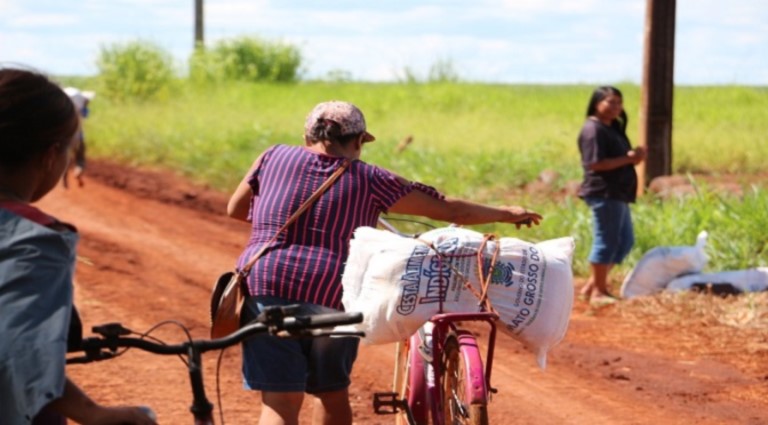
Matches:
[194,0,204,49]
[638,0,676,190]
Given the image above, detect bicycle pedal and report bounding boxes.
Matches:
[372,392,405,414]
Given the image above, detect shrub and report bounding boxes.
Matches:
[395,59,461,83]
[95,40,176,101]
[189,36,302,83]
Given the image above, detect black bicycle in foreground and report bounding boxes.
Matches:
[67,305,364,424]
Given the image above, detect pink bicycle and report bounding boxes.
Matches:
[372,218,500,425]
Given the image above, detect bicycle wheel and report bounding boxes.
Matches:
[441,330,489,425]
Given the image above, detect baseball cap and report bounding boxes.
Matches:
[62,86,95,112]
[304,101,375,142]
[63,87,95,100]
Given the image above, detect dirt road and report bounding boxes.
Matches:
[40,161,767,424]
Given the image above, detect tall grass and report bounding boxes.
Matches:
[73,80,768,278]
[674,86,768,174]
[83,82,599,189]
[82,81,767,188]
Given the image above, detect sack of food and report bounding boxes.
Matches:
[666,267,768,294]
[619,231,708,299]
[341,226,575,368]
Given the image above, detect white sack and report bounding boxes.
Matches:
[619,231,708,299]
[666,267,768,293]
[341,226,575,369]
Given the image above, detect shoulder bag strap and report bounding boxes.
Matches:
[238,159,351,275]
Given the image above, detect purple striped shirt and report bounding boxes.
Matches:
[237,144,444,309]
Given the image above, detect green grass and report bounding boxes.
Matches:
[66,79,768,279]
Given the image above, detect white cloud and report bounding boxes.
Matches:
[0,0,12,13]
[9,13,79,27]
[0,0,763,84]
[498,0,644,17]
[500,0,599,14]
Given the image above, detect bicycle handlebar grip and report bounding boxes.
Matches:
[298,311,363,328]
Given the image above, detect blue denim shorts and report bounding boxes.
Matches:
[240,296,359,394]
[584,197,635,265]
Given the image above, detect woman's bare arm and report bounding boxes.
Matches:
[226,153,265,221]
[588,146,647,171]
[388,185,542,228]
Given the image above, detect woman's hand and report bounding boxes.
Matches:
[52,379,158,425]
[501,206,543,229]
[628,146,647,164]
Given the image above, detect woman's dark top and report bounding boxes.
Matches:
[577,118,637,203]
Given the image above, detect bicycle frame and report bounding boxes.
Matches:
[67,306,363,424]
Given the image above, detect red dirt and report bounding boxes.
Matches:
[39,161,767,424]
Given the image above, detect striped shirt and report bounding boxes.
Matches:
[237,144,444,309]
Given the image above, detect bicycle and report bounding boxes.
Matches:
[67,305,363,424]
[371,217,500,425]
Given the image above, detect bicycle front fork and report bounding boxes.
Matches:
[188,346,215,424]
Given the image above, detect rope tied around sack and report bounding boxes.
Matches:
[414,233,500,315]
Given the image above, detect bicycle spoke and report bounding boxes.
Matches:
[450,388,470,419]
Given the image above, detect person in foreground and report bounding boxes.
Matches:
[226,100,542,425]
[576,86,646,305]
[0,66,156,425]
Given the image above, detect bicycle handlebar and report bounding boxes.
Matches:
[67,306,363,364]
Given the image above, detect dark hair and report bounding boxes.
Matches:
[305,118,361,146]
[585,85,628,136]
[0,66,79,169]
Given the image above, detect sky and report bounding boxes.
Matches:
[1,0,766,85]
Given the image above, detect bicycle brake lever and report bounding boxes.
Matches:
[256,305,309,335]
[91,323,131,337]
[255,305,301,326]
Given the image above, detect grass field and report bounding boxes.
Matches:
[65,79,768,281]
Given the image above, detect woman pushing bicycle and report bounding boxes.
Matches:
[0,66,155,425]
[226,100,543,425]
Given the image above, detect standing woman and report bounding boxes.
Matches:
[0,66,155,425]
[227,100,542,425]
[577,86,646,304]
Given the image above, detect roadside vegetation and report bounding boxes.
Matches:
[56,39,768,283]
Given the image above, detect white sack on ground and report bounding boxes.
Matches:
[619,231,708,299]
[666,267,768,293]
[341,226,575,369]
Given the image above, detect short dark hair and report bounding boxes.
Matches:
[0,65,79,168]
[585,85,628,136]
[305,117,362,147]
